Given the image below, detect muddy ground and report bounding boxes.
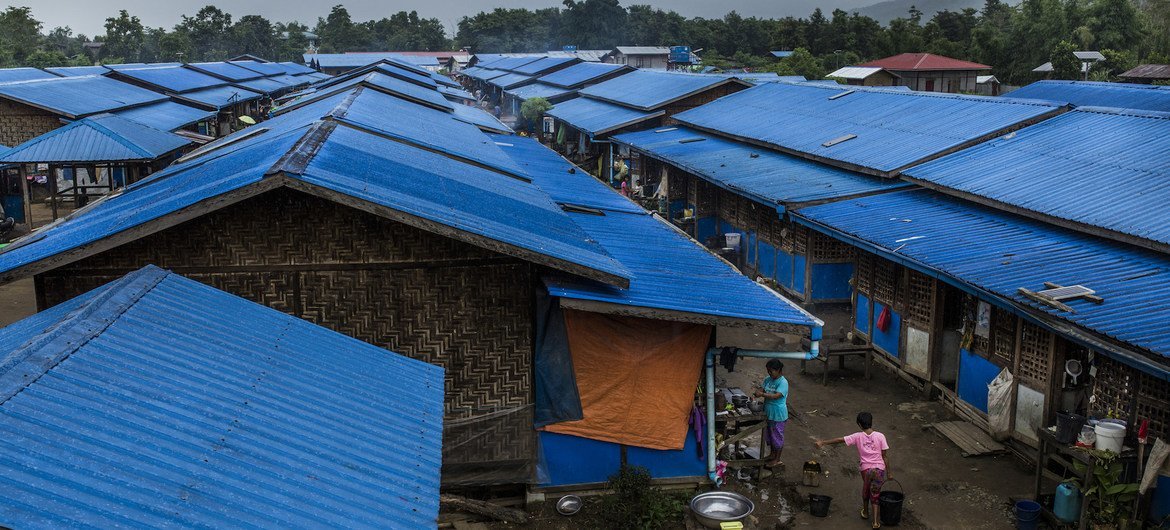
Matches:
[504,351,1043,530]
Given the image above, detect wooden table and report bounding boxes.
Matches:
[716,411,770,473]
[800,344,872,385]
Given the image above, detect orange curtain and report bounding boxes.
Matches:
[542,309,711,450]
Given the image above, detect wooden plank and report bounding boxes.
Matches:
[931,421,1005,456]
[717,421,764,451]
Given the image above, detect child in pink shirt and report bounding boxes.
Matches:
[816,412,891,529]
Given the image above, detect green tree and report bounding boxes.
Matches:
[1086,0,1143,51]
[1049,40,1082,79]
[24,49,70,68]
[0,6,43,66]
[103,10,146,62]
[368,11,449,51]
[176,5,233,60]
[316,5,371,52]
[230,15,278,58]
[560,0,627,50]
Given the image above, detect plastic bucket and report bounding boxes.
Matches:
[1055,411,1086,444]
[879,479,905,526]
[808,494,832,517]
[1095,422,1126,453]
[1015,500,1041,530]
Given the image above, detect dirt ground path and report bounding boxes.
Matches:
[717,354,1034,529]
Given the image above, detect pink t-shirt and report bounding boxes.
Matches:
[844,431,889,471]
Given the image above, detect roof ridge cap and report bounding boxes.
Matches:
[0,266,168,406]
[266,119,337,176]
[84,115,157,158]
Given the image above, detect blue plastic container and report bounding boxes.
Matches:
[1015,500,1041,530]
[1151,475,1170,527]
[1054,482,1081,523]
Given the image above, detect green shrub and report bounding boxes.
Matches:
[600,465,689,530]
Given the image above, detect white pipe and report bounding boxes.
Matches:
[705,342,821,483]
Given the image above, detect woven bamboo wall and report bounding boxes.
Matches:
[38,188,536,485]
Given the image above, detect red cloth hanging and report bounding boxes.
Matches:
[876,305,892,333]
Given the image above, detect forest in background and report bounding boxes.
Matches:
[0,0,1165,84]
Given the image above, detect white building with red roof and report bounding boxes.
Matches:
[854,52,992,94]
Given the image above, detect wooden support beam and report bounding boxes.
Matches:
[1018,288,1076,313]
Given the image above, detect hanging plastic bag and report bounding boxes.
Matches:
[987,367,1014,441]
[876,305,892,333]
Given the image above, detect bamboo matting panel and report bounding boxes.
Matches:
[991,306,1017,366]
[717,188,736,226]
[1093,356,1135,422]
[668,170,687,201]
[1136,370,1170,440]
[856,252,875,294]
[872,257,899,306]
[1017,321,1054,389]
[696,179,716,217]
[810,230,853,263]
[906,270,934,326]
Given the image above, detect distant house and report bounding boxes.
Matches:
[1032,51,1104,79]
[605,46,671,69]
[826,66,898,86]
[859,52,992,93]
[1120,64,1170,84]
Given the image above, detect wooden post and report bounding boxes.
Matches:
[19,164,31,229]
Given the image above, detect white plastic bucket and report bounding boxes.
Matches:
[1095,422,1126,453]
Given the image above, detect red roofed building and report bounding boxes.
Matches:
[859,53,992,94]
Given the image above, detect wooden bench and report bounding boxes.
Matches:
[800,341,872,385]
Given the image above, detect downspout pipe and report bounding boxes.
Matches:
[705,330,822,484]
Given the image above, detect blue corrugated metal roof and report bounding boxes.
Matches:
[363,63,438,88]
[0,265,443,528]
[513,56,578,76]
[301,71,332,82]
[234,76,294,94]
[903,106,1170,250]
[547,209,820,327]
[185,61,263,81]
[471,68,511,82]
[536,62,630,88]
[488,134,644,214]
[450,103,512,134]
[546,97,663,137]
[506,82,575,102]
[301,54,433,75]
[490,56,545,72]
[229,59,288,76]
[0,75,168,119]
[43,65,109,77]
[0,113,190,163]
[268,73,311,87]
[489,72,535,90]
[304,71,453,112]
[718,73,805,83]
[0,101,630,287]
[0,67,59,83]
[672,81,1066,176]
[791,188,1170,373]
[578,70,746,111]
[109,65,228,93]
[175,84,264,109]
[113,100,216,131]
[439,85,475,102]
[612,126,910,209]
[276,61,317,75]
[431,72,461,88]
[1008,80,1170,112]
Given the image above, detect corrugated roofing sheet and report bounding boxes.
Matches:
[488,134,644,214]
[547,209,820,327]
[175,84,264,109]
[113,100,217,131]
[0,98,629,286]
[439,85,475,102]
[512,56,577,76]
[110,65,227,93]
[536,62,629,88]
[235,76,294,94]
[489,72,535,90]
[903,107,1170,250]
[269,73,311,88]
[672,81,1065,175]
[612,126,910,209]
[1007,80,1170,112]
[472,68,511,81]
[431,72,462,88]
[229,59,288,76]
[301,54,432,75]
[450,103,513,134]
[43,65,109,77]
[0,113,189,163]
[0,75,168,118]
[308,71,453,112]
[490,56,545,72]
[505,82,574,102]
[546,97,662,137]
[362,63,438,88]
[578,69,744,110]
[0,67,59,83]
[826,66,885,80]
[186,61,263,81]
[301,71,332,82]
[276,61,317,75]
[0,265,443,528]
[791,188,1170,369]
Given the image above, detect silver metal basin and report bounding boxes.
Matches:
[690,491,755,529]
[555,494,582,515]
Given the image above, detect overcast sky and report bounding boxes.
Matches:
[13,0,872,39]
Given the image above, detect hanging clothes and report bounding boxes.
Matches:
[719,346,739,372]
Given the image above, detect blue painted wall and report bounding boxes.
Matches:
[627,434,706,478]
[872,301,901,358]
[793,254,807,295]
[747,232,757,266]
[540,432,621,486]
[958,349,1001,413]
[696,217,717,243]
[856,293,871,335]
[777,250,794,291]
[811,262,853,300]
[758,242,776,279]
[669,199,685,220]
